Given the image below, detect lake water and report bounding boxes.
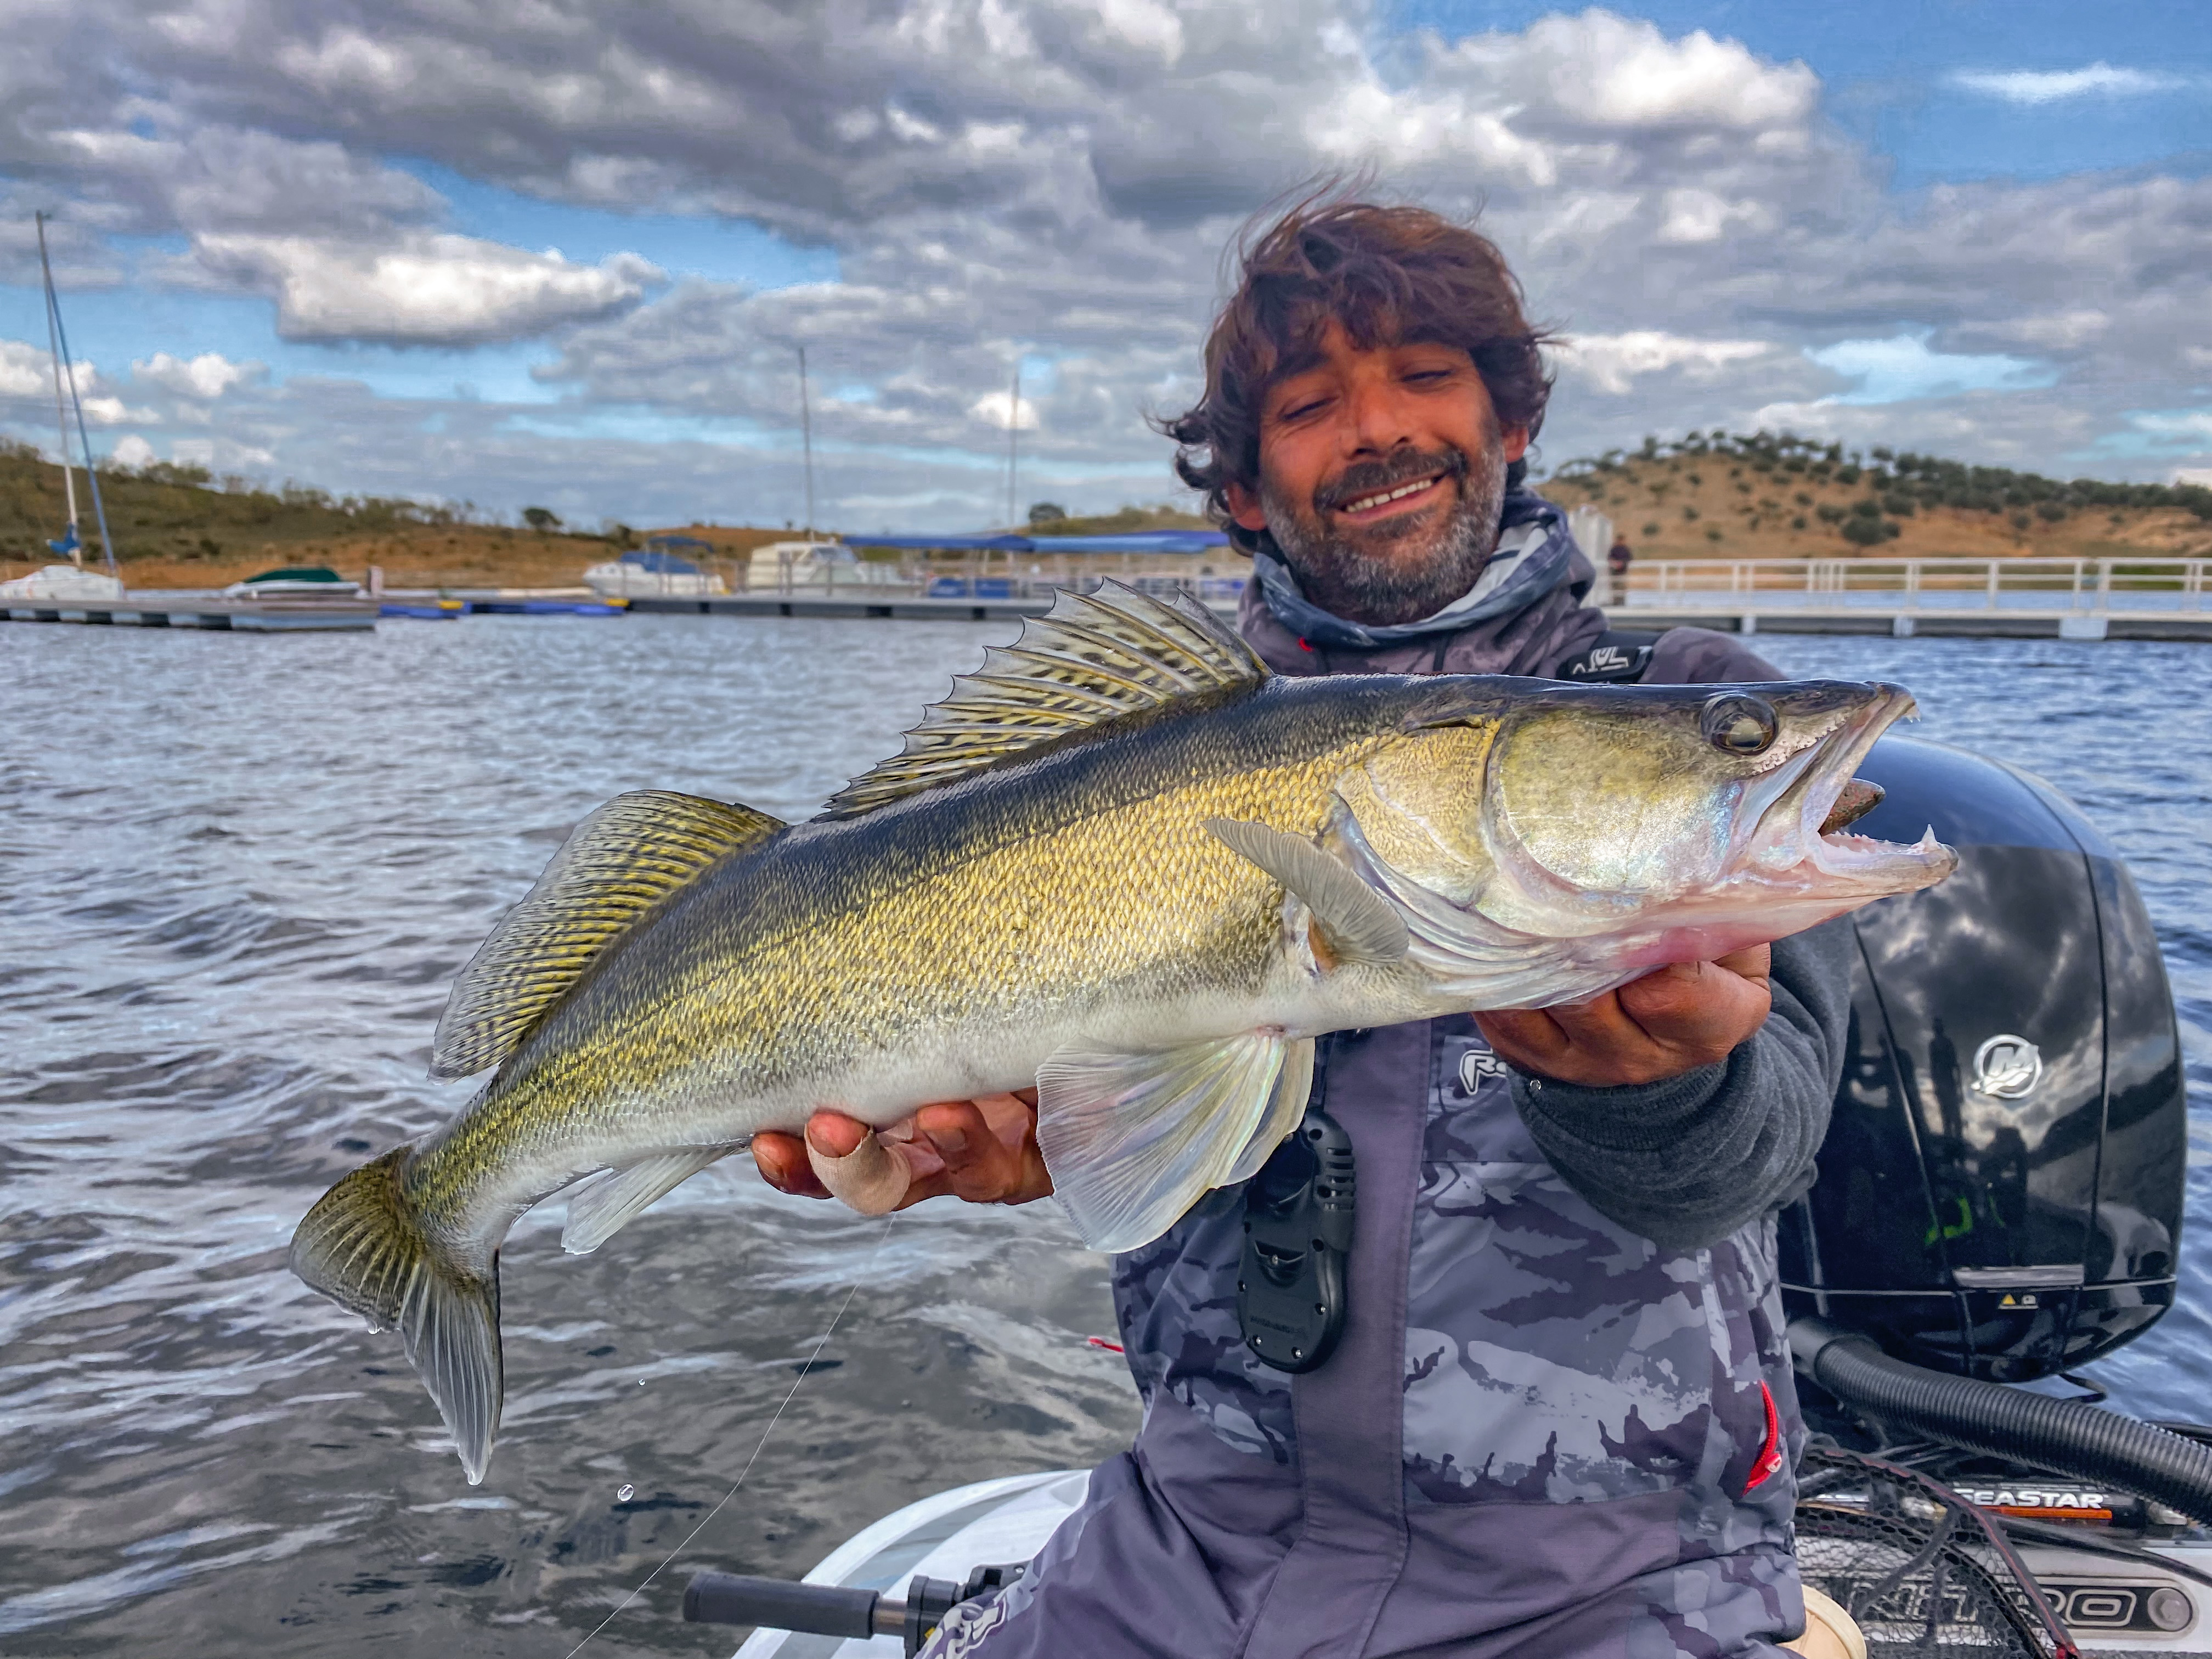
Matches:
[4,614,2207,1656]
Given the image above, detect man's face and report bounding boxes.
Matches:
[1225,321,1530,628]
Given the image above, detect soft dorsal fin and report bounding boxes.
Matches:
[820,581,1267,818]
[430,791,783,1080]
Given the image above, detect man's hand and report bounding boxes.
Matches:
[1474,946,1773,1088]
[751,1090,1053,1210]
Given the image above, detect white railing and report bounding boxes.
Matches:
[1624,557,2210,614]
[734,555,1248,605]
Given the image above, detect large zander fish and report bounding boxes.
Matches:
[292,584,1954,1482]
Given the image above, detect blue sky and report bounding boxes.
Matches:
[4,0,2209,529]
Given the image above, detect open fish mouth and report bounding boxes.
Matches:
[1742,683,1954,893]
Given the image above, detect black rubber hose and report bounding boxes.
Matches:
[1791,1317,2212,1526]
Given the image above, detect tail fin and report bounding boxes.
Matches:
[289,1148,504,1484]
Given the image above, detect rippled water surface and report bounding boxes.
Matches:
[4,616,2208,1656]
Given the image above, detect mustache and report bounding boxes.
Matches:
[1314,446,1468,514]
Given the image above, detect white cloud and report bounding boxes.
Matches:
[969,388,1040,431]
[184,233,664,345]
[1512,12,1818,129]
[132,351,264,398]
[2130,411,2212,444]
[1550,332,1773,395]
[1653,187,1766,245]
[109,433,157,469]
[1950,64,2187,105]
[2172,467,2212,487]
[0,340,152,424]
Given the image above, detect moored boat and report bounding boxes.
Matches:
[223,566,363,599]
[585,538,730,598]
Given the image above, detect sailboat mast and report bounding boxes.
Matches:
[36,212,121,580]
[35,212,81,563]
[1006,360,1020,529]
[797,346,816,537]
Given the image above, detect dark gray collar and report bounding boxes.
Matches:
[1250,490,1580,651]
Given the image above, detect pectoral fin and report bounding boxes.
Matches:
[561,1147,736,1254]
[1206,818,1408,968]
[1037,1031,1288,1254]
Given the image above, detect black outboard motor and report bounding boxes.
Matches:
[1782,736,2212,1519]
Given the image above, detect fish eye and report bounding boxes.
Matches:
[1701,693,1778,756]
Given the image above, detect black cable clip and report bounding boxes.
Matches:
[1237,1094,1355,1374]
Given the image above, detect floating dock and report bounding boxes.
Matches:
[1,590,380,631]
[628,592,1091,623]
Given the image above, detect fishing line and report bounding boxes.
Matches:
[562,1208,899,1658]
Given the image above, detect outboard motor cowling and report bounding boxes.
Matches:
[1780,736,2188,1383]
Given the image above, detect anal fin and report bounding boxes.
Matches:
[561,1147,736,1254]
[1037,1031,1288,1254]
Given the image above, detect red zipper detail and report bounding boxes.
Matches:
[1744,1379,1786,1494]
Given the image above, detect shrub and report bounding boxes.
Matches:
[1881,493,1916,517]
[2012,510,2033,530]
[1705,526,1724,541]
[1792,515,1808,531]
[1835,464,1861,485]
[2036,501,2068,523]
[1841,516,1892,546]
[1643,521,1661,536]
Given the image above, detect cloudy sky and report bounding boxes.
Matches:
[3,0,2208,532]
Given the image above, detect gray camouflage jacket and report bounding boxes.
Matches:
[928,513,1850,1658]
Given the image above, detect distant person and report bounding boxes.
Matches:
[1608,535,1634,605]
[757,194,1849,1659]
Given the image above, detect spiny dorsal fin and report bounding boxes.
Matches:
[430,791,783,1080]
[820,580,1267,818]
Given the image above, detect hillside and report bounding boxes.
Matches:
[1537,431,2212,563]
[8,431,2209,590]
[0,441,810,589]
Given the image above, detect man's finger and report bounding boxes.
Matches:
[751,1130,831,1199]
[1470,1008,1571,1075]
[1616,959,1771,1057]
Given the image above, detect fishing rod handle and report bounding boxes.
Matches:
[681,1571,901,1637]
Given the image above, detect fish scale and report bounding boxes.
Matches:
[290,582,1955,1483]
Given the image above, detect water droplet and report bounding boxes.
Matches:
[616,1483,634,1503]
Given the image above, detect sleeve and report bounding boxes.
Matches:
[1505,917,1854,1251]
[1646,625,1783,683]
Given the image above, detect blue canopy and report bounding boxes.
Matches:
[622,548,703,574]
[850,530,1229,555]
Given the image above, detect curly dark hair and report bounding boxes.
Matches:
[1158,193,1554,548]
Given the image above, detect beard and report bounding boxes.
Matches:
[1261,436,1510,628]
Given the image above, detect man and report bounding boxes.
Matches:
[1609,535,1635,605]
[755,198,1848,1658]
